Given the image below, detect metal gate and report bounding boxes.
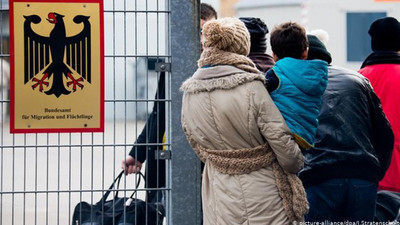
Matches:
[0,0,206,224]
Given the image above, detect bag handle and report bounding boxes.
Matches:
[116,172,144,199]
[100,170,145,204]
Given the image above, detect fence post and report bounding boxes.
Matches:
[170,0,202,224]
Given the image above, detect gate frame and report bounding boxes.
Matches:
[170,0,202,224]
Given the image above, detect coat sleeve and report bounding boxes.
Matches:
[265,69,279,92]
[129,113,153,163]
[365,80,394,179]
[129,72,166,163]
[252,82,304,174]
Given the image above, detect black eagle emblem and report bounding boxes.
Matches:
[23,12,91,98]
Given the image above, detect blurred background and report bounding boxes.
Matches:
[203,0,400,71]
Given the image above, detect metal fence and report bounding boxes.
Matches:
[0,0,203,224]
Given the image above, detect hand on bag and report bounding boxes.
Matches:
[121,155,143,175]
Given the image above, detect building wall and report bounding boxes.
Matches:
[307,0,400,70]
[235,0,400,71]
[201,0,220,17]
[220,0,240,17]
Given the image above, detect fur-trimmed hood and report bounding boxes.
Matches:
[180,65,265,94]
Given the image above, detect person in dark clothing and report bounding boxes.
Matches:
[121,2,218,206]
[200,3,217,28]
[200,3,217,52]
[121,72,166,204]
[299,33,394,222]
[239,17,275,73]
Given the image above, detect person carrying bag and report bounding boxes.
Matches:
[72,170,164,225]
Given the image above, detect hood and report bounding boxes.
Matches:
[274,57,328,96]
[180,65,265,93]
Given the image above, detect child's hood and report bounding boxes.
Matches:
[274,57,328,96]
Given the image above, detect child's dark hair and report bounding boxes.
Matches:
[270,22,308,59]
[201,3,217,21]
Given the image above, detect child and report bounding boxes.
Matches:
[266,22,328,150]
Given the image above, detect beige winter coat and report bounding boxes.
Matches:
[181,65,304,225]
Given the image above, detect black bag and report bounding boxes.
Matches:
[375,190,400,222]
[72,171,164,225]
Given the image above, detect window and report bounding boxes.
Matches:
[347,12,386,61]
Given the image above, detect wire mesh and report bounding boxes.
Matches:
[0,0,171,224]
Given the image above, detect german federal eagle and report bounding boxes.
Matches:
[23,13,91,98]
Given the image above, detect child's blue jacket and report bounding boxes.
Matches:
[267,57,328,149]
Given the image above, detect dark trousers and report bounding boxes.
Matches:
[305,178,377,222]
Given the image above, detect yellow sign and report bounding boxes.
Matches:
[9,0,104,133]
